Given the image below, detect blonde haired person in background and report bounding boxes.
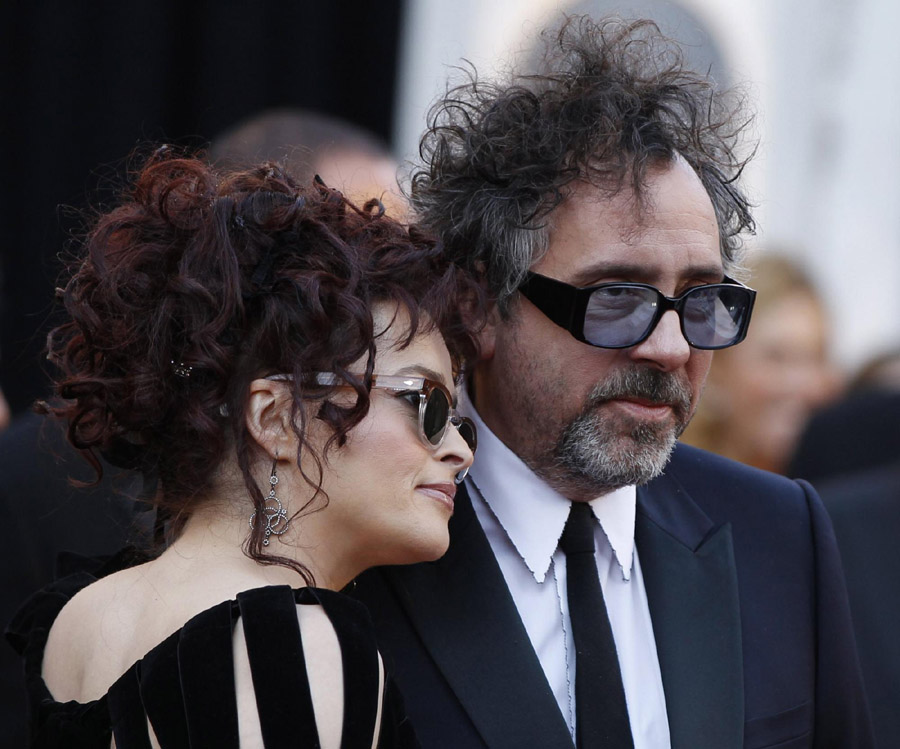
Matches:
[681,252,842,474]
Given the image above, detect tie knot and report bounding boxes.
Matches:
[559,501,596,555]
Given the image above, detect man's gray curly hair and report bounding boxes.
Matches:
[410,16,756,315]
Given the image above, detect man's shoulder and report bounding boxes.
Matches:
[657,442,815,521]
[666,441,807,490]
[643,444,827,587]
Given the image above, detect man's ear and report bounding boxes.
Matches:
[246,379,299,460]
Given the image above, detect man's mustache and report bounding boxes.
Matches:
[586,366,693,421]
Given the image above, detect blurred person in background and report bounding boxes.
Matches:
[788,344,900,484]
[791,346,900,748]
[211,108,405,218]
[681,252,841,474]
[848,346,900,391]
[816,455,900,749]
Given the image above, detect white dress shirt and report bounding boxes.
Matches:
[461,392,671,749]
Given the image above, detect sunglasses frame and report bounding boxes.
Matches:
[517,271,756,350]
[266,372,477,455]
[353,374,477,454]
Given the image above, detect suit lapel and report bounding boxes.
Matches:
[636,467,744,749]
[384,485,573,749]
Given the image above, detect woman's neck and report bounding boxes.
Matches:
[164,491,359,592]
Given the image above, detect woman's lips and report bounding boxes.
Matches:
[416,482,457,512]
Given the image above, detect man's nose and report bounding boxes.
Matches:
[628,309,692,371]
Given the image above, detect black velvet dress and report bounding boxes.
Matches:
[7,553,420,748]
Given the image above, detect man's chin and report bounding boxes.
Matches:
[552,414,679,493]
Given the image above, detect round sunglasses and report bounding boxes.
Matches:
[267,372,477,478]
[518,271,756,350]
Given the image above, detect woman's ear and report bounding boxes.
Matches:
[246,379,300,460]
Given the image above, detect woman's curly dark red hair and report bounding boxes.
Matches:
[43,148,484,580]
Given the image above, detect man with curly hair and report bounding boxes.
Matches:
[355,17,872,749]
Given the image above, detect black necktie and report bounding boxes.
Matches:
[559,501,634,749]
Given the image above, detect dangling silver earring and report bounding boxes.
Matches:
[249,460,290,546]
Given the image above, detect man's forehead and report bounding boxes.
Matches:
[535,161,722,284]
[571,153,709,214]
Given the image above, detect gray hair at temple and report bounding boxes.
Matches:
[410,16,756,314]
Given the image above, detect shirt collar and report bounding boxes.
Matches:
[460,388,636,583]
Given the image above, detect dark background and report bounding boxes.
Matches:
[0,0,404,417]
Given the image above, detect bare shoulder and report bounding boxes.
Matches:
[42,561,160,703]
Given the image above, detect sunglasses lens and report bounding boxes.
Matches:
[682,285,753,348]
[456,419,477,452]
[583,286,658,347]
[583,283,753,349]
[422,387,451,445]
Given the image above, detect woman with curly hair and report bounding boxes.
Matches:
[9,150,481,748]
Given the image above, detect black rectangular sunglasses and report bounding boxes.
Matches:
[517,271,756,350]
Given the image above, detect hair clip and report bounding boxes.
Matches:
[171,361,193,378]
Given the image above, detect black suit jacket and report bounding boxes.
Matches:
[819,463,900,749]
[354,443,873,749]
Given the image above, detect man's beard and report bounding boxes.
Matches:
[551,366,693,494]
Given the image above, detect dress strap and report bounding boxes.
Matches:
[140,630,189,745]
[108,665,153,749]
[178,600,242,747]
[238,586,320,747]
